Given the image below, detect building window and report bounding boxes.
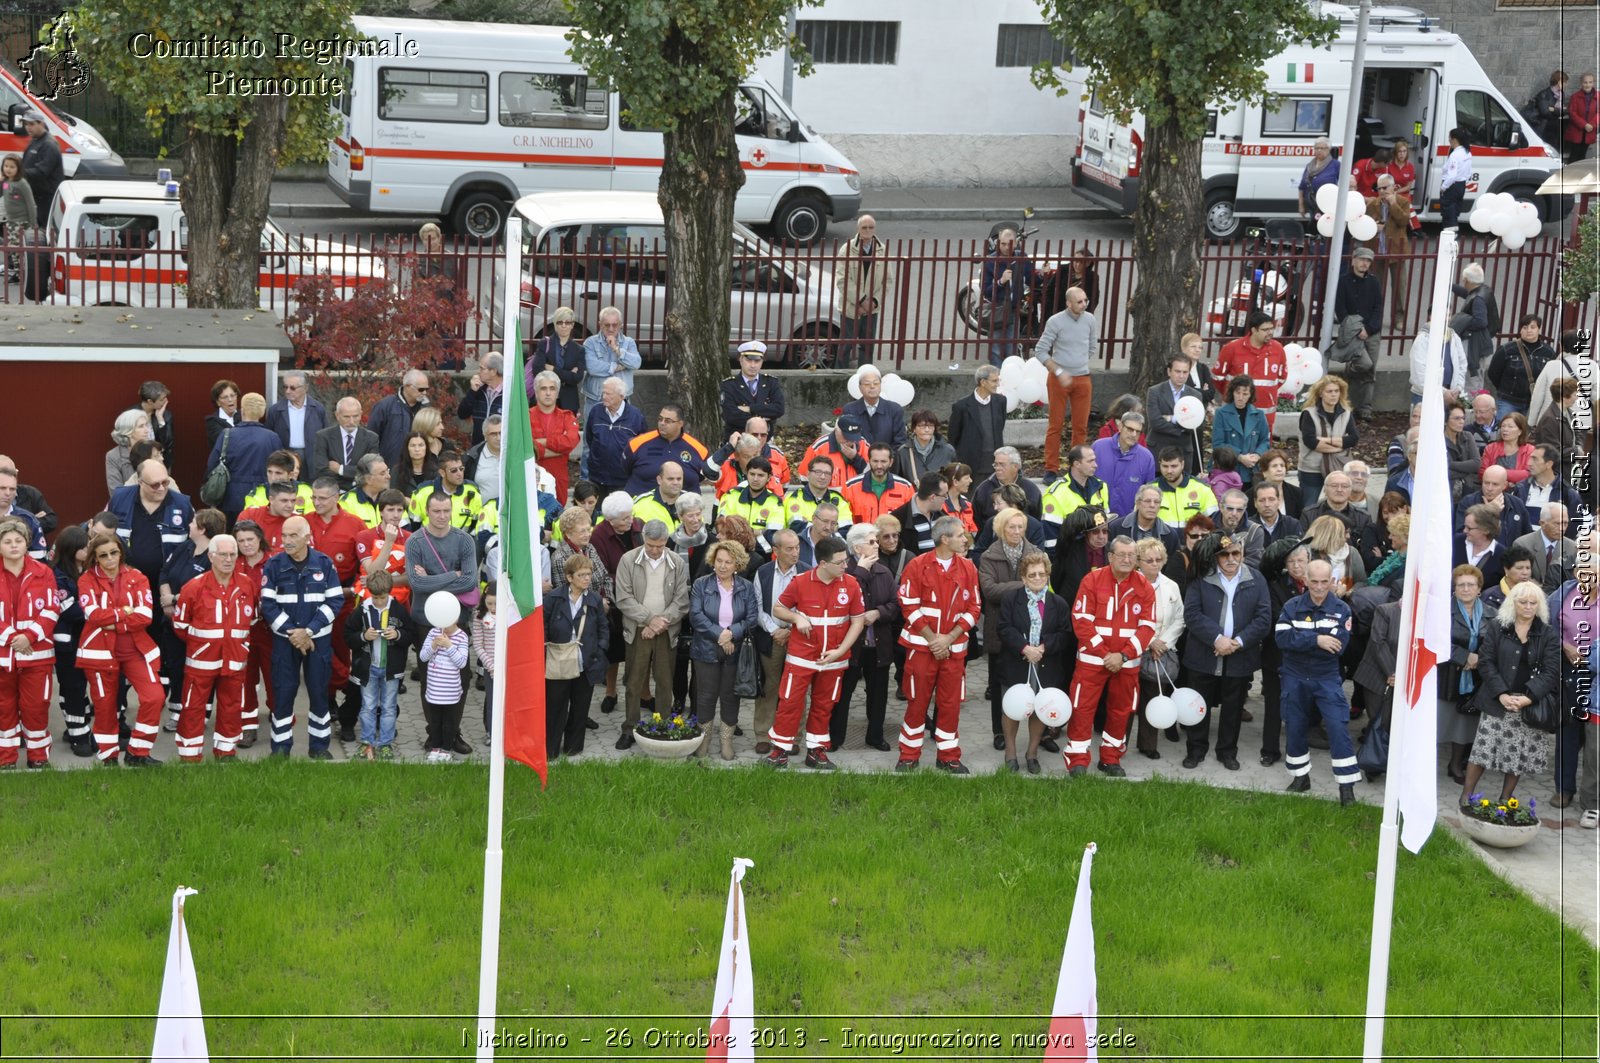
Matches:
[796,20,899,65]
[995,24,1071,68]
[1261,95,1332,136]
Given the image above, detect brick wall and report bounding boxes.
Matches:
[1422,0,1598,104]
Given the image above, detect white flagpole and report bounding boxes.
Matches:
[151,886,208,1063]
[475,217,524,1061]
[1361,227,1458,1063]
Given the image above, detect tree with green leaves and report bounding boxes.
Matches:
[564,0,812,436]
[1560,208,1600,308]
[52,1,355,309]
[1033,0,1336,393]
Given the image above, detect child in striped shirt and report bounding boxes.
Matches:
[472,590,497,745]
[420,610,471,762]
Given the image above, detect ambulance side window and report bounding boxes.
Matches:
[1261,96,1331,136]
[498,72,607,130]
[735,86,791,141]
[1455,90,1515,149]
[74,212,159,261]
[1206,110,1218,137]
[378,68,488,124]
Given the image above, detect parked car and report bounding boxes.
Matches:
[492,190,842,367]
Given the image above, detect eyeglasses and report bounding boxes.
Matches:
[1188,533,1206,541]
[95,549,120,560]
[140,479,169,490]
[284,383,305,391]
[1220,550,1244,558]
[659,416,681,425]
[412,384,431,391]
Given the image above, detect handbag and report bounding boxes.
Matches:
[200,429,232,506]
[1522,691,1561,733]
[1357,713,1390,775]
[421,525,482,608]
[546,609,585,681]
[734,637,761,699]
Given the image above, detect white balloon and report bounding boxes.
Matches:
[1174,395,1205,430]
[1172,687,1208,727]
[1500,229,1527,251]
[1469,207,1495,233]
[1315,183,1339,215]
[1520,211,1543,239]
[1282,342,1302,359]
[1016,376,1045,406]
[1316,213,1336,239]
[1346,190,1368,218]
[1002,684,1037,722]
[847,374,863,399]
[424,591,462,630]
[1143,695,1178,730]
[1035,687,1072,728]
[1348,214,1378,242]
[1280,367,1303,396]
[1003,390,1021,413]
[887,378,916,406]
[1025,357,1051,384]
[999,355,1026,385]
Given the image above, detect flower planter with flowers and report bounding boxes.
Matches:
[1458,794,1541,849]
[633,712,704,760]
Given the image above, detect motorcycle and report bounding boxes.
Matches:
[1203,221,1311,339]
[955,208,1064,340]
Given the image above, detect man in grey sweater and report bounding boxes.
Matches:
[1035,286,1098,479]
[404,491,480,717]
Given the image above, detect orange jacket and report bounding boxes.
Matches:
[800,434,869,490]
[841,472,915,525]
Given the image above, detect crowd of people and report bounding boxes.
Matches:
[0,234,1594,820]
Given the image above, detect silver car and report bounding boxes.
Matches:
[494,191,841,366]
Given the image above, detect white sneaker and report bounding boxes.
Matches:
[425,748,449,764]
[1581,809,1599,830]
[162,706,181,733]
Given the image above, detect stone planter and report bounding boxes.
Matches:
[1458,815,1541,849]
[633,730,705,760]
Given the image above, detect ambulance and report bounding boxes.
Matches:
[0,60,125,177]
[1068,4,1565,239]
[326,16,863,244]
[43,179,381,316]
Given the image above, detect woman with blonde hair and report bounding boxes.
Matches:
[1133,536,1185,759]
[979,507,1033,749]
[995,550,1068,774]
[411,406,447,459]
[687,539,758,759]
[1463,580,1560,807]
[1304,514,1365,594]
[1297,374,1357,503]
[529,306,584,413]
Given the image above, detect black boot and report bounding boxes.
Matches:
[1286,775,1311,793]
[1339,783,1356,807]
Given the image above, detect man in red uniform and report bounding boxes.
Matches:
[1214,309,1288,432]
[0,517,57,768]
[896,515,981,774]
[766,536,864,770]
[307,475,368,740]
[172,534,258,761]
[1067,535,1156,777]
[237,481,299,553]
[354,490,412,608]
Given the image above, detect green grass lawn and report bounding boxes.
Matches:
[2,759,1595,1060]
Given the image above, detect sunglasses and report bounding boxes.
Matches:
[95,549,120,560]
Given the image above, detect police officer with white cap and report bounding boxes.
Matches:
[719,340,786,441]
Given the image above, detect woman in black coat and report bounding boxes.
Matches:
[528,308,586,415]
[1462,581,1561,807]
[833,524,901,752]
[544,553,610,757]
[996,552,1072,775]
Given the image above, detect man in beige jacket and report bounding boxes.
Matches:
[612,519,691,749]
[835,215,894,367]
[1364,174,1412,330]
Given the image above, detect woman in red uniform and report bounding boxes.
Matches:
[530,370,581,504]
[77,533,165,765]
[232,520,273,748]
[0,518,58,769]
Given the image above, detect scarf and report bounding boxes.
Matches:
[1002,540,1025,569]
[1368,548,1406,587]
[671,525,708,565]
[1455,597,1483,696]
[1025,586,1048,646]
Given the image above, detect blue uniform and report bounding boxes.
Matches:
[1274,590,1361,786]
[259,548,342,755]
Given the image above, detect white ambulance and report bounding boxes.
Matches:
[326,16,863,244]
[0,60,125,177]
[1068,4,1565,239]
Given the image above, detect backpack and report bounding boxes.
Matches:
[200,429,232,507]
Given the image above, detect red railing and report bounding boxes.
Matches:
[3,230,1572,370]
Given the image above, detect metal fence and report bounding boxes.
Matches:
[3,228,1573,371]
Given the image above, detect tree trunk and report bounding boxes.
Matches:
[1127,116,1204,395]
[660,95,743,438]
[182,95,287,310]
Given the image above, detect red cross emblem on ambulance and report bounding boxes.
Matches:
[750,148,768,167]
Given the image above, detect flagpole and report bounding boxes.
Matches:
[1361,227,1457,1063]
[475,216,525,1061]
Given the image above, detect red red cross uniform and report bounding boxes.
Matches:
[1214,337,1288,432]
[1067,565,1156,770]
[77,567,164,763]
[768,570,864,753]
[0,558,58,767]
[237,557,273,738]
[309,507,367,696]
[172,573,259,760]
[896,550,981,765]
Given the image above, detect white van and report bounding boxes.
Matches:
[1069,4,1565,239]
[327,16,863,244]
[0,60,125,178]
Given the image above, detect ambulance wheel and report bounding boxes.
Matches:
[1502,185,1548,224]
[450,192,508,243]
[771,193,828,246]
[1204,188,1243,241]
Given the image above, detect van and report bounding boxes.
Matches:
[492,190,842,367]
[0,60,125,178]
[327,16,862,244]
[44,179,380,315]
[1069,4,1565,239]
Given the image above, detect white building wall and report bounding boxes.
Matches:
[751,0,1079,187]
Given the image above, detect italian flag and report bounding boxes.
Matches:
[1286,62,1315,83]
[499,256,548,784]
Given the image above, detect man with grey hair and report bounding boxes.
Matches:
[1275,557,1360,806]
[368,368,432,470]
[1513,502,1576,591]
[1216,489,1264,568]
[842,364,907,449]
[895,514,981,773]
[266,369,328,473]
[584,375,645,498]
[457,352,504,446]
[466,414,503,503]
[973,444,1041,530]
[612,519,690,749]
[1342,460,1372,513]
[312,395,380,493]
[948,363,1006,482]
[1065,533,1155,777]
[581,306,641,424]
[1452,260,1499,393]
[1093,407,1157,516]
[339,453,391,527]
[752,527,810,755]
